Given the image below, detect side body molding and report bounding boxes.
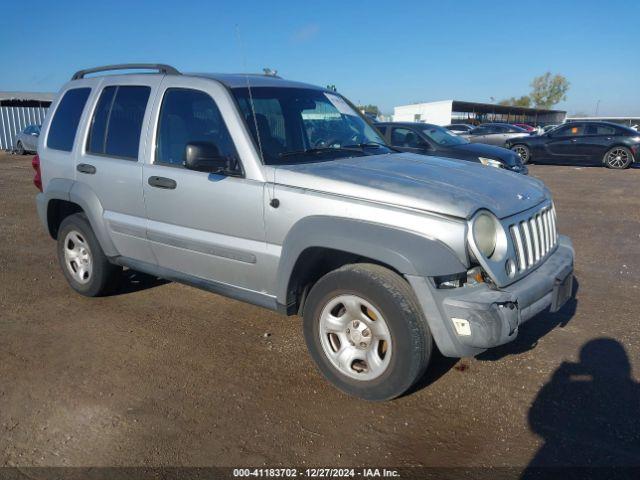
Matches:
[276,215,468,305]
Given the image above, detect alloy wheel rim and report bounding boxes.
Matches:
[513,145,529,162]
[607,148,628,168]
[63,230,93,284]
[318,294,392,381]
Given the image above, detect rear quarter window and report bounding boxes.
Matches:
[47,88,91,151]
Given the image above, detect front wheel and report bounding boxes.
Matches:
[303,263,432,401]
[604,146,633,169]
[511,144,531,164]
[16,141,25,155]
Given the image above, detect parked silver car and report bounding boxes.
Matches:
[35,64,574,400]
[444,123,474,135]
[463,123,530,146]
[15,124,41,154]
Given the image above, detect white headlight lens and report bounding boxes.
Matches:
[473,213,497,257]
[479,157,504,169]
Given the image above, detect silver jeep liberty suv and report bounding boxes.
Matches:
[35,64,574,400]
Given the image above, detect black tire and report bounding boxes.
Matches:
[511,144,531,164]
[303,263,432,401]
[603,146,633,169]
[16,141,25,155]
[56,213,121,297]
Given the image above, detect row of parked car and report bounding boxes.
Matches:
[20,117,638,174]
[368,120,639,171]
[443,121,639,170]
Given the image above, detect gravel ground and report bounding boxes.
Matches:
[0,152,638,470]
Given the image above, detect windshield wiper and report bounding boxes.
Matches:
[342,141,400,152]
[278,147,366,158]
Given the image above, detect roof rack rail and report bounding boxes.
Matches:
[71,63,180,80]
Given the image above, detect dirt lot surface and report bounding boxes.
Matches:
[1,152,639,470]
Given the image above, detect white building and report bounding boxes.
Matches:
[393,100,566,127]
[393,100,455,125]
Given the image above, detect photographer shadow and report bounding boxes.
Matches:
[522,338,640,477]
[477,278,579,362]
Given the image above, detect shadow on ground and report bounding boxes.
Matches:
[521,338,640,478]
[403,349,459,397]
[112,269,169,296]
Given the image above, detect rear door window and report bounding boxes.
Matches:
[47,88,91,151]
[553,124,585,137]
[87,86,116,154]
[585,124,616,136]
[86,85,151,159]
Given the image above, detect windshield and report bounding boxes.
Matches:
[232,87,392,164]
[421,125,468,146]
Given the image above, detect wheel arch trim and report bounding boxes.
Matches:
[276,215,468,306]
[39,179,118,257]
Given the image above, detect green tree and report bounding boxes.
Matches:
[530,72,570,109]
[358,104,380,115]
[498,95,532,107]
[326,84,337,92]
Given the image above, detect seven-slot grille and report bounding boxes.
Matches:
[509,205,557,272]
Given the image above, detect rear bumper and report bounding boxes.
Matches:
[36,192,48,232]
[408,235,574,357]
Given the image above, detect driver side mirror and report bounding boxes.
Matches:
[184,142,239,176]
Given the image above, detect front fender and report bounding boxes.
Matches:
[276,215,467,305]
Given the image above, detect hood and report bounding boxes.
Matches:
[273,153,549,220]
[450,142,521,166]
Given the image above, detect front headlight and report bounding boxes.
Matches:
[479,157,504,169]
[472,213,497,257]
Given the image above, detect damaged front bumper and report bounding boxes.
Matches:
[407,235,574,358]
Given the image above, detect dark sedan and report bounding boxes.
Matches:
[505,121,640,169]
[376,122,527,174]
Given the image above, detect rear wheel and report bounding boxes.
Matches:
[16,141,25,155]
[511,144,531,164]
[604,146,633,169]
[303,263,432,401]
[57,213,121,297]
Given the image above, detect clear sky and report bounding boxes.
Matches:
[2,0,638,116]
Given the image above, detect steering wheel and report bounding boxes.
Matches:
[313,136,344,148]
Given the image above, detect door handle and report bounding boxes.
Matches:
[77,163,96,174]
[148,176,177,189]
